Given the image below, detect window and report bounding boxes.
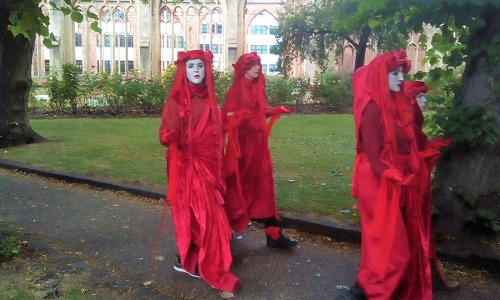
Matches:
[199,44,209,51]
[269,64,278,72]
[269,25,279,35]
[127,35,133,47]
[75,33,82,47]
[250,45,267,54]
[120,61,125,73]
[201,24,208,34]
[175,36,184,48]
[120,34,126,47]
[96,36,100,47]
[261,64,268,73]
[104,34,110,47]
[270,45,278,55]
[213,23,222,34]
[212,44,222,54]
[250,25,267,35]
[128,61,134,71]
[45,59,50,75]
[105,60,111,71]
[76,60,83,74]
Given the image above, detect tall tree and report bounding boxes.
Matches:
[0,0,45,148]
[406,0,500,235]
[0,0,98,148]
[275,0,408,74]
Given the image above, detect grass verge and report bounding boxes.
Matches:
[0,114,359,224]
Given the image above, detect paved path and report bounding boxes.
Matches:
[1,168,499,299]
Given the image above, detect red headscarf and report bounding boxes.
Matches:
[168,50,217,118]
[232,52,268,111]
[404,80,429,102]
[353,49,413,166]
[405,80,429,128]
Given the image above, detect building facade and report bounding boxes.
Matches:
[32,0,435,78]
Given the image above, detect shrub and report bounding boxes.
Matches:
[46,63,83,114]
[311,71,353,112]
[266,75,295,107]
[214,70,233,106]
[0,225,22,262]
[161,64,177,99]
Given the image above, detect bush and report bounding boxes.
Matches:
[214,70,233,106]
[0,227,22,262]
[161,64,177,100]
[311,72,353,112]
[46,63,84,114]
[266,76,295,107]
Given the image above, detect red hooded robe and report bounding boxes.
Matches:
[221,52,290,233]
[404,81,452,293]
[352,50,426,299]
[158,50,239,293]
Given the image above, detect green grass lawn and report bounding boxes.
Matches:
[0,114,360,225]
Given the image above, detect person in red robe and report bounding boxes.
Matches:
[158,50,239,293]
[337,50,422,300]
[404,81,458,292]
[222,52,297,248]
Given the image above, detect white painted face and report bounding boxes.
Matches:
[244,62,261,79]
[388,66,404,92]
[186,59,205,85]
[416,92,427,110]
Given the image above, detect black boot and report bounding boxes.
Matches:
[264,226,298,248]
[335,282,367,300]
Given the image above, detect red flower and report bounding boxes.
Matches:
[40,80,48,85]
[91,65,96,69]
[147,78,154,82]
[99,80,105,84]
[127,77,133,81]
[307,86,315,91]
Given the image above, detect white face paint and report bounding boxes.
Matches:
[388,66,404,92]
[186,59,205,85]
[244,63,261,79]
[416,92,427,110]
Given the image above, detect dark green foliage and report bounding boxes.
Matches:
[311,72,353,112]
[46,63,81,113]
[214,70,233,106]
[0,226,22,262]
[266,76,295,107]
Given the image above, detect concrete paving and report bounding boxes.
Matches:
[1,165,499,299]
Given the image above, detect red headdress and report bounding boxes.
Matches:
[168,50,217,118]
[404,80,429,100]
[405,80,429,128]
[231,52,268,114]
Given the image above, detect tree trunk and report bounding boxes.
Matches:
[354,26,371,70]
[432,7,500,237]
[0,2,46,148]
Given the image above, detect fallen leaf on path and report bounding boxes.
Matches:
[220,291,234,298]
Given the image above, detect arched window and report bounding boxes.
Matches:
[160,7,172,70]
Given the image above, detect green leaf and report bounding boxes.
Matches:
[43,37,54,48]
[71,11,84,23]
[367,17,381,29]
[87,11,99,20]
[60,7,71,15]
[90,21,102,34]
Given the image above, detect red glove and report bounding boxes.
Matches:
[159,129,179,147]
[382,169,404,182]
[268,106,295,116]
[400,174,417,186]
[225,109,253,130]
